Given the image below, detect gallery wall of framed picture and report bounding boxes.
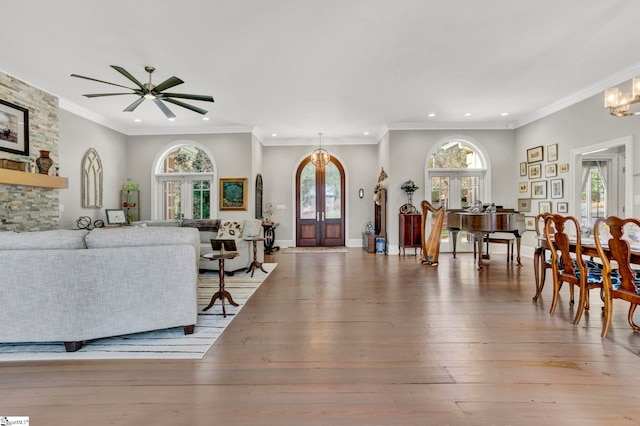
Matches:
[519,142,568,216]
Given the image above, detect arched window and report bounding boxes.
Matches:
[426,137,489,251]
[153,143,215,220]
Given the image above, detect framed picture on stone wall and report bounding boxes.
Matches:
[0,99,29,156]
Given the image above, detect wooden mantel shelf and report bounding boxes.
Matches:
[0,168,68,189]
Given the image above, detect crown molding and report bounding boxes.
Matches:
[58,97,128,134]
[125,124,254,136]
[516,60,640,128]
[387,121,513,131]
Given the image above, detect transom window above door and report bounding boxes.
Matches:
[161,146,213,173]
[428,140,485,169]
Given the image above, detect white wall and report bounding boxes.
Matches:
[515,83,640,251]
[261,142,378,246]
[58,109,128,229]
[386,129,516,252]
[125,132,253,221]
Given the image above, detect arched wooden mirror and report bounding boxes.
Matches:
[255,173,263,220]
[82,148,103,208]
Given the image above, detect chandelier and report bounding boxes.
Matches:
[604,78,640,116]
[311,132,330,168]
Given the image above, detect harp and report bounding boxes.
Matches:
[420,200,444,266]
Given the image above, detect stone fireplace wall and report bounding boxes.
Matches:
[0,71,60,231]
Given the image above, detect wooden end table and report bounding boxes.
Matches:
[201,252,239,317]
[244,236,267,277]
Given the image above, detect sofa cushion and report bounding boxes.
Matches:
[216,220,244,239]
[0,229,89,250]
[85,227,200,255]
[181,219,220,232]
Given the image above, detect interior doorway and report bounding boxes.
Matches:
[296,157,345,246]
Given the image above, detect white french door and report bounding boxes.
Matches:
[157,174,213,220]
[428,170,484,252]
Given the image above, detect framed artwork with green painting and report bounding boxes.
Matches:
[220,178,248,211]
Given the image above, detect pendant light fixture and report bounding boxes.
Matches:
[310,132,330,168]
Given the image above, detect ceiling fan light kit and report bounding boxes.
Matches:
[71,65,214,119]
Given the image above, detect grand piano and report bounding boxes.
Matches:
[447,210,526,270]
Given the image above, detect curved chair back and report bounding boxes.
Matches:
[594,216,640,337]
[544,214,599,324]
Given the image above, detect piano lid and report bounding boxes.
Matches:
[447,211,526,234]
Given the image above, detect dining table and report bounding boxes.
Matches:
[534,235,640,299]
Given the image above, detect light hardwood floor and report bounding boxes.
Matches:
[2,249,640,425]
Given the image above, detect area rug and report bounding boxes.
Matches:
[284,247,349,253]
[0,263,277,361]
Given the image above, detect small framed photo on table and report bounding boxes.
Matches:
[105,208,128,225]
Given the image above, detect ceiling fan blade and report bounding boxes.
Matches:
[71,73,136,90]
[160,93,214,103]
[153,98,176,118]
[163,98,208,115]
[153,76,184,93]
[83,92,137,98]
[123,96,146,112]
[110,65,146,91]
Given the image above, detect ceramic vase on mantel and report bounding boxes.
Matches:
[36,150,53,175]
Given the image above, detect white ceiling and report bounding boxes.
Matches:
[3,0,640,145]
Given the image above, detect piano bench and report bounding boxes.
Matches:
[473,235,515,262]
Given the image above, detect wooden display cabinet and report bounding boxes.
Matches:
[399,213,422,256]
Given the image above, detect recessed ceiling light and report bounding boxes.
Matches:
[202,116,210,121]
[428,113,436,117]
[271,133,277,137]
[133,118,141,122]
[168,117,175,122]
[464,113,472,117]
[363,131,369,135]
[501,112,509,116]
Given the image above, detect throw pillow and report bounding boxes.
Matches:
[216,220,244,239]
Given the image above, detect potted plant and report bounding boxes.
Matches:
[401,179,419,208]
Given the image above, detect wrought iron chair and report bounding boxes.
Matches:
[593,216,640,337]
[544,214,604,324]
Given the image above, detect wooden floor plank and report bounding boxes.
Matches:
[2,250,640,424]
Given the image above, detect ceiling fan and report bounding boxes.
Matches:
[71,65,214,119]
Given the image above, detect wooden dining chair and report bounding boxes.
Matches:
[533,213,553,301]
[544,214,604,324]
[593,216,640,337]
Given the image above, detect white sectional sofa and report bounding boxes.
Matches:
[0,226,200,351]
[134,218,264,274]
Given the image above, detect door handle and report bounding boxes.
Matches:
[322,212,325,221]
[316,212,320,221]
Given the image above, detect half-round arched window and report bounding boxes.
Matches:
[428,140,485,169]
[153,143,216,220]
[160,145,213,173]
